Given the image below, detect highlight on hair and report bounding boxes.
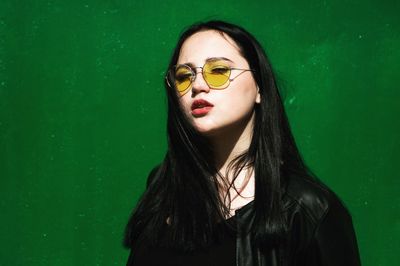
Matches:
[124,20,315,252]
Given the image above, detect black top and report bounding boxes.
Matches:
[127,215,237,266]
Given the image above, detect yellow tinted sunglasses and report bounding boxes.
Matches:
[166,58,254,96]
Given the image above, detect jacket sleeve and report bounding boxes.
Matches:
[302,197,362,266]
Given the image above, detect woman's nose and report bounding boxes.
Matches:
[191,68,210,95]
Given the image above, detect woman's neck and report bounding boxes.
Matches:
[208,111,255,179]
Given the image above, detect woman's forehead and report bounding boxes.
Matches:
[177,30,245,65]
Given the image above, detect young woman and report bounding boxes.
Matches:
[124,20,361,266]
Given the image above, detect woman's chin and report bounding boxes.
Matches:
[194,127,217,137]
[194,125,232,139]
[192,123,221,137]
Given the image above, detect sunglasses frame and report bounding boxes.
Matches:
[166,60,254,96]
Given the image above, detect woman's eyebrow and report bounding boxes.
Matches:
[206,57,234,63]
[178,57,234,67]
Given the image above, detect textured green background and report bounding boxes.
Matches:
[1,0,399,265]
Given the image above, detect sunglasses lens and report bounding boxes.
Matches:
[203,61,231,89]
[174,65,193,93]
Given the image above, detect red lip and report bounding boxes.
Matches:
[191,99,214,116]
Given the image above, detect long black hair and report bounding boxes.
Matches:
[124,20,314,251]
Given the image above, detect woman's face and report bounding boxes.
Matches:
[177,30,260,138]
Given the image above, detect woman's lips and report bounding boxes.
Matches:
[191,99,214,116]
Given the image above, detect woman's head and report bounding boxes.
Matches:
[165,21,288,163]
[171,30,260,137]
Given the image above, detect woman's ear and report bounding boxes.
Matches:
[255,86,261,104]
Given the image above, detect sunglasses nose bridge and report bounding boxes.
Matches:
[190,66,210,92]
[191,66,203,78]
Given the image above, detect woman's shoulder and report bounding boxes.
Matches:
[282,174,360,264]
[283,174,351,224]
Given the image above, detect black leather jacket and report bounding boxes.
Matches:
[235,174,361,266]
[127,168,361,266]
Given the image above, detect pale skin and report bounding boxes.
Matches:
[177,30,261,218]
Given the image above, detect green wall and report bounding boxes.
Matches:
[1,0,399,265]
